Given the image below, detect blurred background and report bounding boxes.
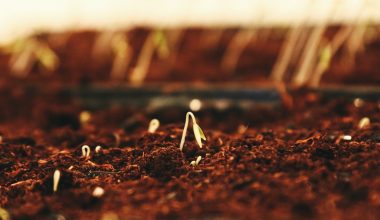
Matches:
[0,0,379,87]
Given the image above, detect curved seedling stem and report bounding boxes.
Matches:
[179,112,206,151]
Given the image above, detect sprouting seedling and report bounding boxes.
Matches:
[148,118,160,133]
[35,43,59,72]
[95,145,102,154]
[190,156,202,166]
[53,169,61,193]
[82,145,91,159]
[110,33,132,80]
[130,29,169,85]
[92,186,105,198]
[8,37,59,77]
[179,112,206,151]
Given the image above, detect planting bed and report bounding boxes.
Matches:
[1,27,380,85]
[0,85,379,220]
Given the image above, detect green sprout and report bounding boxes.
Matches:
[179,112,206,151]
[7,37,59,77]
[130,29,169,85]
[154,30,170,59]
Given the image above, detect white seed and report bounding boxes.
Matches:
[92,186,105,198]
[68,166,74,170]
[342,135,352,141]
[53,170,61,192]
[353,98,364,108]
[358,117,370,129]
[95,145,102,153]
[79,111,91,124]
[82,145,91,158]
[189,99,202,112]
[190,161,196,166]
[195,156,202,165]
[148,119,160,133]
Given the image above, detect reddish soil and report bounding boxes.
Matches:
[0,86,379,219]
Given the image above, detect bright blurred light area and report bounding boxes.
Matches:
[189,99,202,112]
[0,0,380,44]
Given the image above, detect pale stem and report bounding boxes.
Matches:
[53,170,61,192]
[129,32,155,85]
[221,29,255,73]
[270,26,302,82]
[179,112,197,151]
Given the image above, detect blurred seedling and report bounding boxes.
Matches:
[358,117,370,129]
[179,112,206,151]
[92,31,133,81]
[53,170,61,193]
[148,119,160,133]
[82,145,91,159]
[110,33,133,80]
[190,156,202,166]
[0,207,10,220]
[130,29,169,85]
[6,37,59,77]
[95,145,103,154]
[79,111,91,124]
[221,29,256,73]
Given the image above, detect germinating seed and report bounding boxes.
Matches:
[180,112,206,151]
[53,170,61,192]
[92,186,105,198]
[95,145,102,153]
[82,145,91,158]
[148,119,160,133]
[195,156,202,165]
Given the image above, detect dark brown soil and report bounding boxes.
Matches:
[0,87,379,219]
